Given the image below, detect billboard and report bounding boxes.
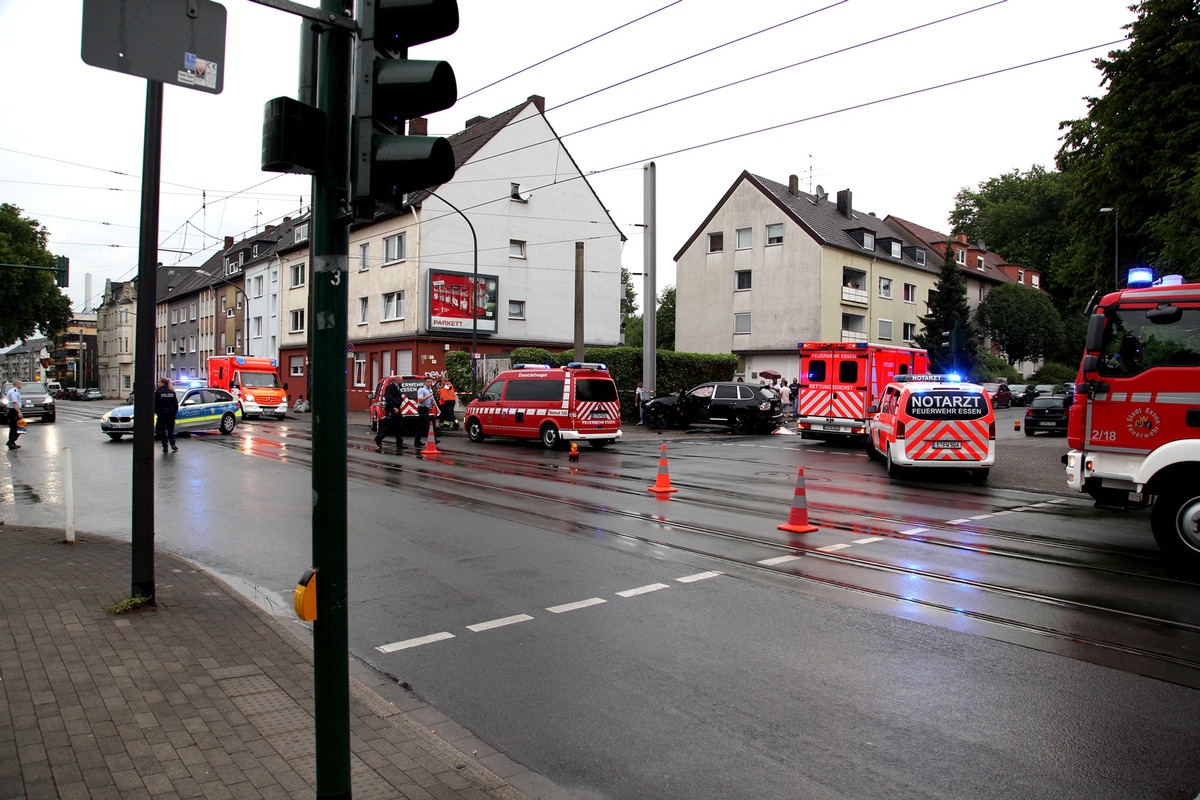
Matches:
[428,270,498,334]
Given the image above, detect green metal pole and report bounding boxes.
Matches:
[311,3,351,797]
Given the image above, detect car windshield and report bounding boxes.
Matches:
[1010,384,1028,392]
[904,390,988,420]
[1032,396,1069,409]
[239,371,280,388]
[24,382,47,393]
[981,383,1001,392]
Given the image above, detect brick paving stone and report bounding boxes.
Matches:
[0,527,541,800]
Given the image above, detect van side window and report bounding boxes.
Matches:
[506,379,562,402]
[575,379,617,401]
[806,360,826,382]
[482,380,505,401]
[838,360,859,383]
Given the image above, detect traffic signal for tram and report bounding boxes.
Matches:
[939,330,952,358]
[353,0,459,220]
[55,256,69,288]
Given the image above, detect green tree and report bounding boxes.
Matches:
[974,282,1065,365]
[621,285,676,350]
[620,266,639,319]
[915,253,977,374]
[948,166,1076,302]
[1057,0,1200,305]
[0,203,73,346]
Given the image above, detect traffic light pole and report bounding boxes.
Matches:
[310,3,352,796]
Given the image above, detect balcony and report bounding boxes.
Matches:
[840,285,868,305]
[841,329,868,343]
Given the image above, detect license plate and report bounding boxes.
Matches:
[931,440,961,449]
[1039,421,1057,426]
[822,425,840,431]
[591,410,609,418]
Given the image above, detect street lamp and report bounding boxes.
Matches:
[1099,207,1119,290]
[428,191,479,399]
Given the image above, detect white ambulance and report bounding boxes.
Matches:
[866,374,996,482]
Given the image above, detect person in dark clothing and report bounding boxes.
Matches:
[154,378,179,453]
[6,379,24,449]
[373,380,406,453]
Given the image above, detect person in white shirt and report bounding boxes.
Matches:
[778,381,791,418]
[6,379,24,449]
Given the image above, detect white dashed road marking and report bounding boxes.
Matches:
[948,518,971,525]
[758,555,802,565]
[377,632,455,653]
[467,614,534,632]
[616,583,670,598]
[676,571,722,583]
[546,597,607,614]
[969,514,993,520]
[853,537,885,544]
[899,527,928,536]
[818,543,851,552]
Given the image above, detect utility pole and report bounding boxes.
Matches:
[643,162,657,397]
[574,242,585,361]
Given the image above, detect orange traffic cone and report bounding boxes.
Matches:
[777,466,818,533]
[1014,419,1021,431]
[421,418,441,456]
[647,443,678,494]
[568,442,580,461]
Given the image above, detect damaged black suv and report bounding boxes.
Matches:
[645,382,784,434]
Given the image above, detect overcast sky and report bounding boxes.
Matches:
[1,0,1134,315]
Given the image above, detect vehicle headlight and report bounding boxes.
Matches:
[282,395,288,406]
[101,412,110,422]
[245,393,256,402]
[43,396,54,405]
[758,401,771,411]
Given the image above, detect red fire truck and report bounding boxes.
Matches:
[1064,271,1200,568]
[207,356,288,419]
[795,341,930,441]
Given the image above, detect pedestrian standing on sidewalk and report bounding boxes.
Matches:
[6,379,24,449]
[414,377,440,447]
[154,377,179,452]
[778,380,791,419]
[790,377,800,417]
[635,380,645,425]
[374,379,405,453]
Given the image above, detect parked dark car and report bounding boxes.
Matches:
[1008,384,1035,407]
[645,382,784,434]
[980,382,1012,409]
[1024,394,1071,435]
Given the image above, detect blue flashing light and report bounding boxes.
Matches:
[566,362,608,371]
[512,363,551,369]
[1127,267,1155,289]
[234,356,246,365]
[945,372,963,383]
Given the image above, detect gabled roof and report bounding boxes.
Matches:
[271,213,314,257]
[165,251,225,302]
[886,216,1013,286]
[155,265,199,298]
[674,171,935,274]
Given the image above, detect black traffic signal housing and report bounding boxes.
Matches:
[54,256,69,288]
[939,330,952,358]
[353,0,459,220]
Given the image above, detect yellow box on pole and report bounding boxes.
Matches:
[294,568,317,621]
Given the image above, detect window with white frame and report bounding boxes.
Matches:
[190,303,197,321]
[290,262,306,288]
[1031,274,1040,289]
[357,297,369,325]
[509,239,526,259]
[708,232,723,253]
[878,319,893,340]
[903,283,916,303]
[890,241,902,259]
[290,355,305,376]
[252,275,264,297]
[382,291,405,321]
[171,308,179,324]
[734,312,751,334]
[736,270,751,290]
[270,294,277,316]
[170,338,177,353]
[353,353,366,387]
[955,248,966,265]
[290,308,305,333]
[976,256,985,270]
[509,300,525,319]
[295,223,309,243]
[271,269,278,284]
[359,242,370,271]
[915,249,926,266]
[252,316,263,338]
[862,231,875,251]
[1017,269,1025,283]
[735,228,752,249]
[189,335,196,352]
[384,233,405,263]
[903,322,916,342]
[766,223,783,245]
[878,277,893,299]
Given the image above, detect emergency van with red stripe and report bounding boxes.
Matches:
[866,374,996,482]
[796,341,929,440]
[368,375,424,433]
[465,362,622,449]
[1064,270,1200,569]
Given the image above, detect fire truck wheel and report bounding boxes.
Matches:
[731,413,752,435]
[1151,489,1200,565]
[466,418,486,443]
[220,413,237,435]
[540,424,562,449]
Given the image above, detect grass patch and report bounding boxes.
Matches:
[107,595,153,614]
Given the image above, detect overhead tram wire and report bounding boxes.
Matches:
[453,0,1008,172]
[458,0,683,101]
[410,37,1129,235]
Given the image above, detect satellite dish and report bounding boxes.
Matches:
[815,184,828,200]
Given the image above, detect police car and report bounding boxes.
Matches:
[101,386,241,440]
[865,374,996,482]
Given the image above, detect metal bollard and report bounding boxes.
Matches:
[63,446,75,543]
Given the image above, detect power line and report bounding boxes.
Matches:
[459,0,683,101]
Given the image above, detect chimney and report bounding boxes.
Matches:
[265,224,275,234]
[836,188,853,219]
[955,233,968,244]
[224,236,234,250]
[408,117,428,136]
[464,115,487,128]
[788,174,799,197]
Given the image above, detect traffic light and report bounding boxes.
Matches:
[54,256,69,288]
[353,0,459,219]
[939,330,952,358]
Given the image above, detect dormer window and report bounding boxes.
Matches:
[915,249,926,266]
[976,256,985,270]
[890,241,902,259]
[295,223,309,243]
[1018,269,1025,283]
[955,248,966,265]
[862,231,875,251]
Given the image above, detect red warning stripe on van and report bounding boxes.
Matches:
[798,389,865,420]
[902,419,990,461]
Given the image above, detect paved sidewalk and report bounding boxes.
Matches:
[0,524,540,800]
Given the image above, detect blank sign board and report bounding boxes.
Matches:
[81,0,226,94]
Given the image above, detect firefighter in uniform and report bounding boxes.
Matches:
[437,378,459,430]
[373,380,405,453]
